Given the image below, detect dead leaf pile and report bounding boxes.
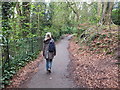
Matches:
[68,29,119,88]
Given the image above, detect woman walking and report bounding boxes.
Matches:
[43,32,56,73]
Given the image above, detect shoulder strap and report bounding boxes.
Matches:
[50,39,54,43]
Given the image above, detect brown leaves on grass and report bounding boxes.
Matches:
[68,35,119,88]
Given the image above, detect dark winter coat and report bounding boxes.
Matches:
[43,38,56,60]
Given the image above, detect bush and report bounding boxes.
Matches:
[1,37,42,88]
[62,26,77,34]
[112,9,120,25]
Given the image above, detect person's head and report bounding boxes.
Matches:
[45,32,52,40]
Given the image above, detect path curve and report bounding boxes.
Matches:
[21,35,74,88]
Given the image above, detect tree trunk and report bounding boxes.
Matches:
[97,2,102,18]
[67,1,79,23]
[100,2,114,25]
[22,2,30,37]
[2,2,12,68]
[16,2,22,34]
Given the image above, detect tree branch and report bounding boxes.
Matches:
[66,0,77,15]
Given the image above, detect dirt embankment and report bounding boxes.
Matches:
[68,32,119,88]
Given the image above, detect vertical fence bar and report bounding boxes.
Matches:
[31,37,34,53]
[6,37,9,69]
[0,2,2,88]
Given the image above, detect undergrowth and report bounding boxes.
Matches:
[77,24,118,56]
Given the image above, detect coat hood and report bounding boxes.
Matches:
[43,38,51,44]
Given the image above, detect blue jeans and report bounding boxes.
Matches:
[46,59,52,70]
